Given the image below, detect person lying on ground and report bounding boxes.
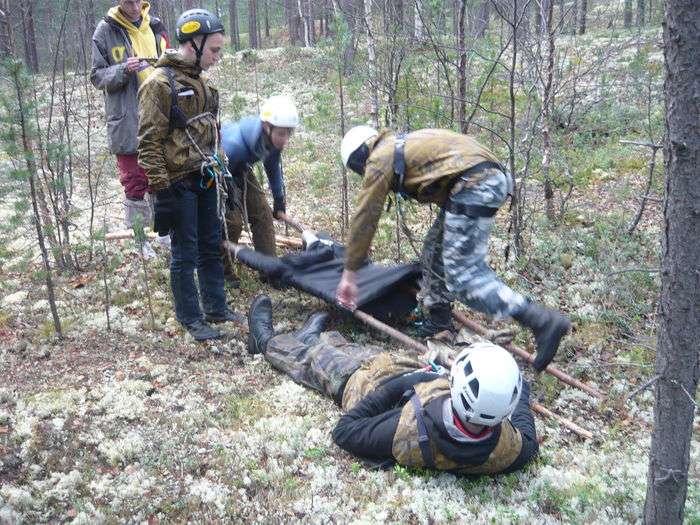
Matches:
[247,294,538,474]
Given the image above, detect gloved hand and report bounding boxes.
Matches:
[153,187,178,235]
[273,197,286,219]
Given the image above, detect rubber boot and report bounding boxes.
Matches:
[247,295,275,355]
[415,304,453,338]
[513,303,571,371]
[124,198,151,230]
[293,311,330,345]
[185,320,223,342]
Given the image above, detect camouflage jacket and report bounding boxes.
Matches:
[332,352,538,474]
[137,50,225,191]
[345,129,501,271]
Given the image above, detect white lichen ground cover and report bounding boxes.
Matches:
[1,37,699,524]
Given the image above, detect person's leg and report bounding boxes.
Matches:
[117,154,151,227]
[170,181,204,326]
[443,170,527,319]
[443,169,569,370]
[242,169,277,256]
[266,331,382,401]
[196,184,228,317]
[415,212,454,335]
[222,180,244,283]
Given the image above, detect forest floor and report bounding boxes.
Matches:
[1,39,699,524]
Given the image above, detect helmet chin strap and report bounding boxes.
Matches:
[189,34,209,68]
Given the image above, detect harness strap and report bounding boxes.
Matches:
[164,67,189,135]
[392,133,408,196]
[410,393,435,469]
[443,161,507,218]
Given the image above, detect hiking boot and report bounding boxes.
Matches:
[414,304,453,338]
[247,295,275,355]
[205,308,246,324]
[513,303,571,371]
[186,320,223,342]
[293,311,330,345]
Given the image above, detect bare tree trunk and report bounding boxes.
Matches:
[636,0,645,26]
[624,0,633,28]
[414,0,424,41]
[298,0,311,46]
[229,0,241,50]
[183,0,197,9]
[21,1,39,73]
[0,0,13,55]
[264,0,270,37]
[364,0,379,128]
[644,0,700,520]
[248,0,259,48]
[457,0,467,133]
[286,0,301,45]
[2,15,63,338]
[540,0,555,221]
[508,0,524,257]
[578,0,587,34]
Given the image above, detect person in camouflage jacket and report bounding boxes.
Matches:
[336,127,571,372]
[137,9,243,341]
[247,294,538,474]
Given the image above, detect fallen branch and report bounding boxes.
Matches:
[452,309,605,400]
[531,402,594,439]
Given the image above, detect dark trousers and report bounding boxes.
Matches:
[170,177,227,326]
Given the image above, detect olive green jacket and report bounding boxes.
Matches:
[137,50,224,191]
[345,129,500,271]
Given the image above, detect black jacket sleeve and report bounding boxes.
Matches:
[502,380,539,473]
[332,371,439,459]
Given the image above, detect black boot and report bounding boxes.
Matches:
[247,295,275,355]
[414,304,453,338]
[293,311,330,345]
[513,303,571,371]
[185,320,223,342]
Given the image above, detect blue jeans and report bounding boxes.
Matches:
[170,177,227,326]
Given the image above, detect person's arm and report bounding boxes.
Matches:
[344,155,394,272]
[502,380,539,473]
[90,28,132,93]
[263,149,285,218]
[332,372,437,459]
[137,76,171,191]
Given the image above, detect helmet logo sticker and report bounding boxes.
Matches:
[180,21,201,34]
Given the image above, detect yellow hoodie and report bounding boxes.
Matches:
[108,2,166,85]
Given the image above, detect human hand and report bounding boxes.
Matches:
[126,56,141,73]
[336,270,358,311]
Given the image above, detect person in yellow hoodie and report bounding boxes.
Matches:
[91,1,169,255]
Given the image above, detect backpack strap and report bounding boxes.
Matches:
[392,133,408,196]
[410,392,436,469]
[163,67,188,135]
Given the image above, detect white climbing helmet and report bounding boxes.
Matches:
[340,125,378,167]
[260,95,299,128]
[449,342,522,427]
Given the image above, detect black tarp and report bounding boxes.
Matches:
[234,239,421,323]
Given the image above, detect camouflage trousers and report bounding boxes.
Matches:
[418,169,526,320]
[264,330,384,403]
[223,168,276,275]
